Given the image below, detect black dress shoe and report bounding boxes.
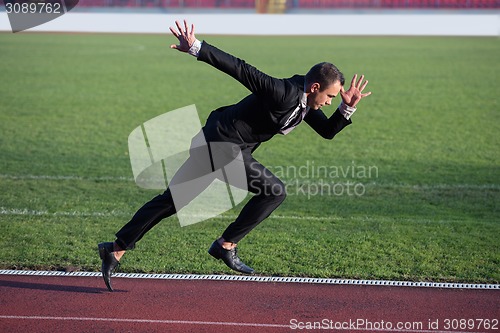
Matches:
[208,241,255,274]
[98,242,120,291]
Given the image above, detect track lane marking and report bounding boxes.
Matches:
[0,270,498,290]
[0,315,288,328]
[0,315,492,333]
[1,173,498,190]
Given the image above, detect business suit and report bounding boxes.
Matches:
[114,41,352,253]
[114,41,351,253]
[200,41,352,144]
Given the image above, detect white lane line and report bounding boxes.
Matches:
[0,207,129,218]
[1,206,497,226]
[0,174,133,182]
[0,206,334,221]
[1,173,498,190]
[1,270,498,290]
[0,315,490,333]
[0,315,288,328]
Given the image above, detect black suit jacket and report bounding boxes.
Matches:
[198,41,351,149]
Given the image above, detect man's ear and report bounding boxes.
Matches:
[310,83,320,92]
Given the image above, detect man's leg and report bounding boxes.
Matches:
[114,188,176,251]
[114,144,217,251]
[99,140,216,291]
[208,155,286,274]
[222,157,286,243]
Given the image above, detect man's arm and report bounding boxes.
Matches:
[196,42,282,99]
[304,107,351,140]
[306,74,372,139]
[169,20,289,106]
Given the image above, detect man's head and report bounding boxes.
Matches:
[305,62,345,110]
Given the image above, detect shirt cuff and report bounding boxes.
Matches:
[188,39,202,57]
[338,101,357,120]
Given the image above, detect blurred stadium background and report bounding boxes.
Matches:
[1,0,497,12]
[1,0,498,35]
[73,0,499,12]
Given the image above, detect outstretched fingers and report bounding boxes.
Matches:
[354,74,372,96]
[189,22,195,40]
[361,91,372,98]
[183,20,195,39]
[355,75,364,89]
[176,19,185,34]
[342,73,372,107]
[359,79,369,93]
[169,19,196,52]
[169,21,182,49]
[350,74,358,88]
[359,77,372,97]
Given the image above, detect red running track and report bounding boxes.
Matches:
[0,273,498,333]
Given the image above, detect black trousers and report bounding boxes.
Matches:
[115,133,286,251]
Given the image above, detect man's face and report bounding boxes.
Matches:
[307,81,342,110]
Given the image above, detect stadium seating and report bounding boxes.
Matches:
[74,0,499,9]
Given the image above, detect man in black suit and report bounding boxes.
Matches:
[98,20,371,291]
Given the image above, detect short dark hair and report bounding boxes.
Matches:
[305,62,345,90]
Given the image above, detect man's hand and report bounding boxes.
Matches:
[170,20,197,52]
[340,74,372,108]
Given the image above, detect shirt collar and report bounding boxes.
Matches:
[300,92,307,109]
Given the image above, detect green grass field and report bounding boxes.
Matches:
[0,32,498,283]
